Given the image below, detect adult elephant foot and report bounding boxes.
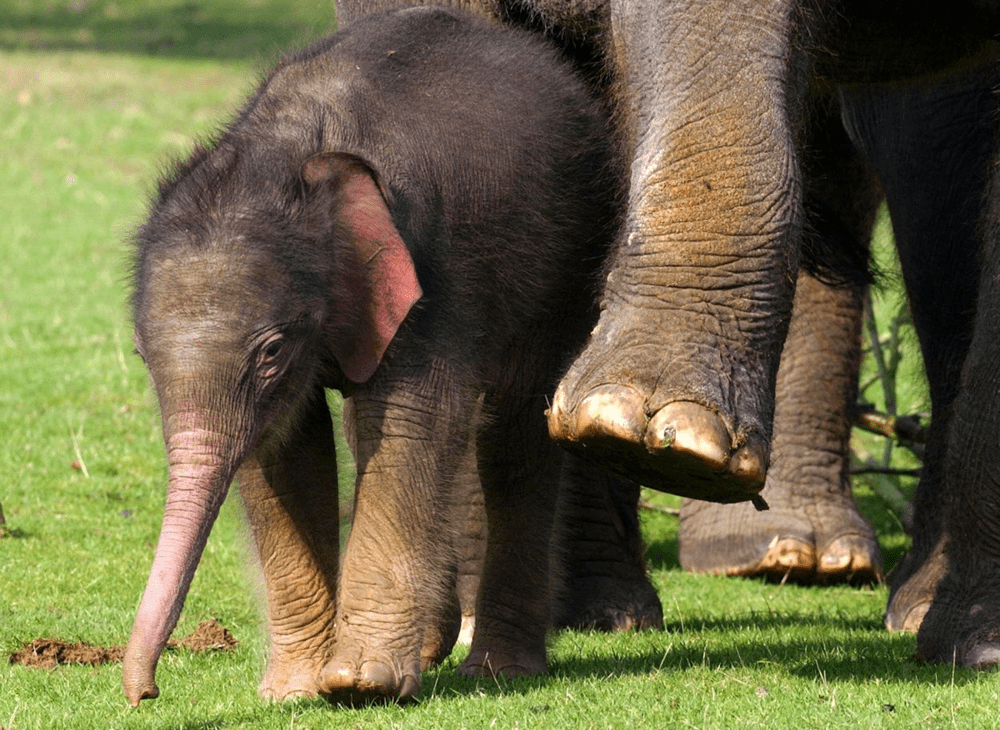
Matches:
[675,250,882,584]
[548,379,768,504]
[916,565,1000,668]
[678,495,881,585]
[885,538,948,633]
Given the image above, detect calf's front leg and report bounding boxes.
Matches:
[237,388,341,700]
[319,363,471,703]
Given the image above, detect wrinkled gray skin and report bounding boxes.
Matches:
[679,96,883,585]
[453,445,664,640]
[338,0,806,506]
[336,0,883,592]
[125,7,624,705]
[340,0,1000,667]
[840,55,1000,664]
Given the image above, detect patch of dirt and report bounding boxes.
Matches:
[10,639,125,668]
[173,618,238,652]
[9,619,237,669]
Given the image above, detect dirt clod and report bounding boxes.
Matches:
[174,618,238,652]
[9,619,237,669]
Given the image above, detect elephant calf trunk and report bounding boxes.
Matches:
[123,431,233,705]
[123,642,161,707]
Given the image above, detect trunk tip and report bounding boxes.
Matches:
[123,647,161,706]
[124,679,160,707]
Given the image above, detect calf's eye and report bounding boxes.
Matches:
[263,339,283,360]
[257,335,287,380]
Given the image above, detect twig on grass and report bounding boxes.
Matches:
[69,425,90,479]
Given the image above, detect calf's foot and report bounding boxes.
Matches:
[458,642,548,680]
[318,646,421,705]
[557,574,664,631]
[259,653,329,701]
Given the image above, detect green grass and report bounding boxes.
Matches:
[2,2,993,728]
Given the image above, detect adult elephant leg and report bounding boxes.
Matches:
[555,457,663,631]
[901,65,1000,667]
[841,60,998,636]
[679,99,883,585]
[319,365,469,703]
[918,210,1000,665]
[237,389,340,700]
[548,0,803,504]
[679,272,879,583]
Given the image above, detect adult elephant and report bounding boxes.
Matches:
[338,0,884,599]
[337,0,1000,667]
[679,94,882,585]
[838,51,1000,664]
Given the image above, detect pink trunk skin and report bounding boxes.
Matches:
[123,429,233,707]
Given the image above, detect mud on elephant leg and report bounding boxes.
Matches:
[238,391,342,700]
[340,396,463,667]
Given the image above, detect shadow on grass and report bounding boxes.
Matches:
[135,623,988,729]
[645,539,680,573]
[1,1,335,60]
[514,626,977,692]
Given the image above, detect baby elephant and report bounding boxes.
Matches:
[124,6,621,706]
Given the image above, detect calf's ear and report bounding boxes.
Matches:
[301,152,422,383]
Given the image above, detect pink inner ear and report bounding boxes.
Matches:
[335,169,422,383]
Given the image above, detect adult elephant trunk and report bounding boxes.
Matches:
[123,425,236,707]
